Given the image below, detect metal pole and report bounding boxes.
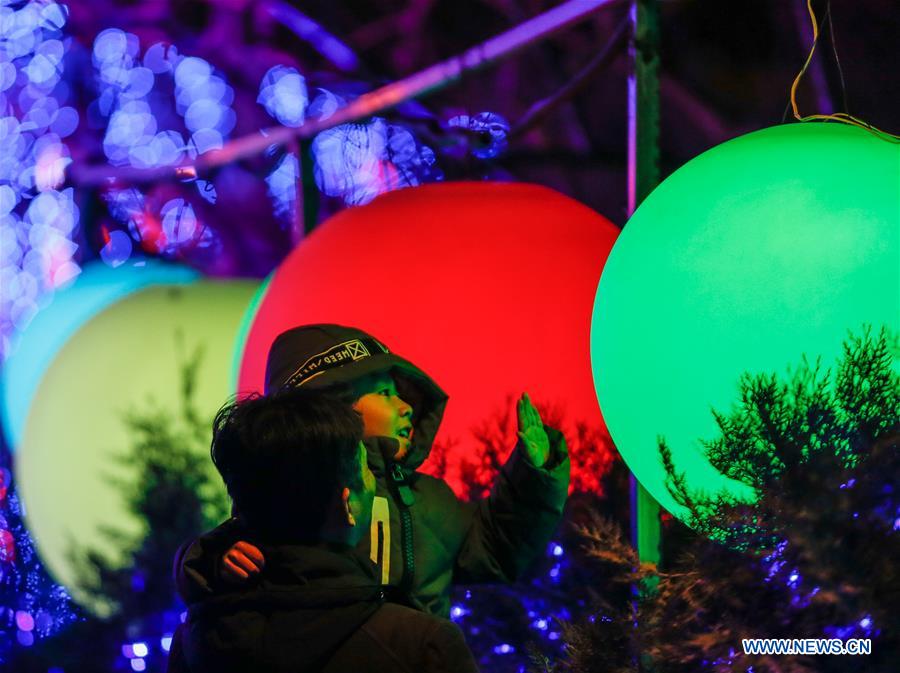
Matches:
[626,0,661,569]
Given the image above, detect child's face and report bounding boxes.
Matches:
[352,372,414,460]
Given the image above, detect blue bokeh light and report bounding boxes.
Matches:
[174,56,212,91]
[312,112,441,206]
[89,29,235,257]
[185,98,224,133]
[447,111,510,159]
[265,152,298,222]
[190,128,224,155]
[143,42,174,74]
[258,65,308,127]
[0,0,78,358]
[100,230,133,268]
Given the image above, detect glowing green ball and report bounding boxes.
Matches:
[16,281,258,614]
[591,123,899,520]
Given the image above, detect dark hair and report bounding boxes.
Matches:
[210,388,364,543]
[311,380,361,404]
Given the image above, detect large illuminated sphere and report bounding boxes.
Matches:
[591,123,900,519]
[0,260,198,449]
[238,182,620,483]
[17,281,258,613]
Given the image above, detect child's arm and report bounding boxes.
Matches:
[453,393,570,583]
[174,519,264,600]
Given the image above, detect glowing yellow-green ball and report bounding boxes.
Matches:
[16,281,258,614]
[591,123,899,520]
[0,260,199,449]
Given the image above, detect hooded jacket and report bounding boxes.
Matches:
[178,324,571,617]
[179,544,479,673]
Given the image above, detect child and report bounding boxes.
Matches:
[175,388,480,673]
[177,324,570,618]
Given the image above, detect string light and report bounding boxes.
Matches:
[446,112,510,159]
[308,87,442,207]
[258,65,308,128]
[0,0,80,358]
[90,33,230,260]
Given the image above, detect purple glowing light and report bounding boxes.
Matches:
[15,610,34,631]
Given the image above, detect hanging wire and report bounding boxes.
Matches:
[790,0,900,142]
[825,2,849,115]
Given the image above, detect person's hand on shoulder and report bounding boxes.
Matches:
[516,392,550,467]
[221,541,265,583]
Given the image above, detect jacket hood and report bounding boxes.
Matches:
[185,545,383,673]
[265,324,448,470]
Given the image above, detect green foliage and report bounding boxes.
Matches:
[554,327,900,673]
[664,326,899,537]
[73,342,229,619]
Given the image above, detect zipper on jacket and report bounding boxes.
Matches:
[390,463,415,593]
[376,521,385,576]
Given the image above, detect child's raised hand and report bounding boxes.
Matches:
[516,393,550,467]
[221,541,265,583]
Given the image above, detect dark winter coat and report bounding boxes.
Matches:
[179,429,569,618]
[179,544,479,673]
[178,325,571,617]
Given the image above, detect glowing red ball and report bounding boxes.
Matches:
[238,182,619,489]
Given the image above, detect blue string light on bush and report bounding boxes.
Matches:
[446,538,586,672]
[257,65,308,226]
[0,0,80,359]
[258,65,308,128]
[311,114,441,206]
[91,31,231,262]
[257,82,443,214]
[446,111,510,159]
[0,487,77,662]
[264,151,299,223]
